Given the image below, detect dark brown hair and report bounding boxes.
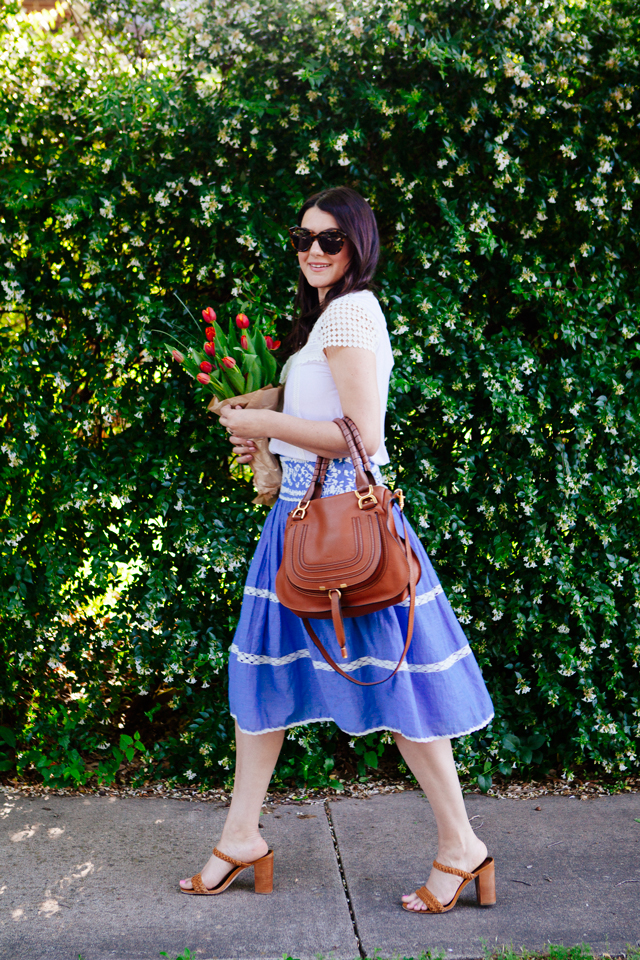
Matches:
[280,186,380,359]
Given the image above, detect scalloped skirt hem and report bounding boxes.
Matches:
[231,712,495,743]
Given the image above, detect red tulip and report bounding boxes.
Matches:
[235,313,249,329]
[200,360,213,373]
[172,349,185,362]
[205,326,216,342]
[221,355,236,369]
[204,342,216,358]
[202,307,216,324]
[240,334,248,349]
[197,372,211,384]
[265,336,281,350]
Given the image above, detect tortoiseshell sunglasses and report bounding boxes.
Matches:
[288,225,348,255]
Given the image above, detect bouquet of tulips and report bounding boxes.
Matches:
[165,306,284,506]
[167,306,281,401]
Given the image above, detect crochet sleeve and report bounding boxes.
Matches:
[321,298,381,353]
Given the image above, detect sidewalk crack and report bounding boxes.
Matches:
[324,799,366,960]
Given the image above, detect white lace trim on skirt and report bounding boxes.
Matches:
[243,583,444,608]
[230,641,472,675]
[232,712,495,743]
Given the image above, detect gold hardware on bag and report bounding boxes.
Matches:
[291,500,310,519]
[395,489,405,511]
[355,485,378,509]
[328,589,342,599]
[340,583,347,588]
[319,586,327,591]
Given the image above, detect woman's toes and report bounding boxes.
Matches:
[180,879,193,889]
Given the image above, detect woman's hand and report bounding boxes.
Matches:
[219,404,268,437]
[219,404,273,463]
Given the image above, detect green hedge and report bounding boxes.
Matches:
[1,0,639,789]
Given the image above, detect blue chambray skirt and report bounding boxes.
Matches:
[228,456,494,741]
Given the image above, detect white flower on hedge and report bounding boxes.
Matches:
[295,160,310,175]
[348,16,363,37]
[494,147,511,170]
[582,688,596,703]
[575,198,588,211]
[189,175,202,186]
[185,770,197,780]
[533,105,546,116]
[153,190,170,207]
[237,234,257,250]
[515,678,531,694]
[622,200,632,211]
[469,215,489,232]
[591,196,606,208]
[520,268,537,282]
[99,199,115,218]
[560,143,577,159]
[338,155,351,166]
[598,159,613,174]
[492,609,504,621]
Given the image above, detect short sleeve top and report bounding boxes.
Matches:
[269,290,394,465]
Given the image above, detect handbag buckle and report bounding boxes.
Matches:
[291,500,310,520]
[355,486,378,509]
[395,488,405,511]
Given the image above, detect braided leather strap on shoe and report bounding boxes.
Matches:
[414,886,444,913]
[190,873,209,894]
[432,859,474,880]
[213,847,251,868]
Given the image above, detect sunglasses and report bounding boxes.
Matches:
[288,226,348,255]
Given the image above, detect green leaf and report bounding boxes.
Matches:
[0,727,16,749]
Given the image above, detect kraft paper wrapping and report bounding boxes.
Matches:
[208,384,284,507]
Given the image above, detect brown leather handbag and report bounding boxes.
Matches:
[275,416,421,685]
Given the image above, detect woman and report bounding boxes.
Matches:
[180,186,495,914]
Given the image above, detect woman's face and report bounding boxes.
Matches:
[297,206,353,301]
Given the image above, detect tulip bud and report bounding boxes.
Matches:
[221,356,237,369]
[172,349,185,362]
[202,307,216,324]
[240,334,248,349]
[265,336,281,350]
[197,372,211,384]
[200,360,213,373]
[204,342,216,358]
[205,326,216,342]
[235,313,250,329]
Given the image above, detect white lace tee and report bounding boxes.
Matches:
[269,290,394,465]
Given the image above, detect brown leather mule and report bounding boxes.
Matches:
[402,856,496,913]
[180,847,274,896]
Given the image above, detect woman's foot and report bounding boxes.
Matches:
[402,836,488,912]
[180,833,269,892]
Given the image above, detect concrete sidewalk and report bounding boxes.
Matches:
[1,789,639,960]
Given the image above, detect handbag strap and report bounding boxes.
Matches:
[341,415,373,473]
[300,416,375,502]
[302,492,417,686]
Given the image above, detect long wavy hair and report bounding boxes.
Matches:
[280,186,380,360]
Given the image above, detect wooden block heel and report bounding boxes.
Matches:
[253,849,274,894]
[180,847,274,896]
[402,856,496,914]
[475,857,496,905]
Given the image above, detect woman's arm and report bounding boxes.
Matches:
[219,345,380,462]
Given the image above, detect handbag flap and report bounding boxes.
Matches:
[283,488,387,592]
